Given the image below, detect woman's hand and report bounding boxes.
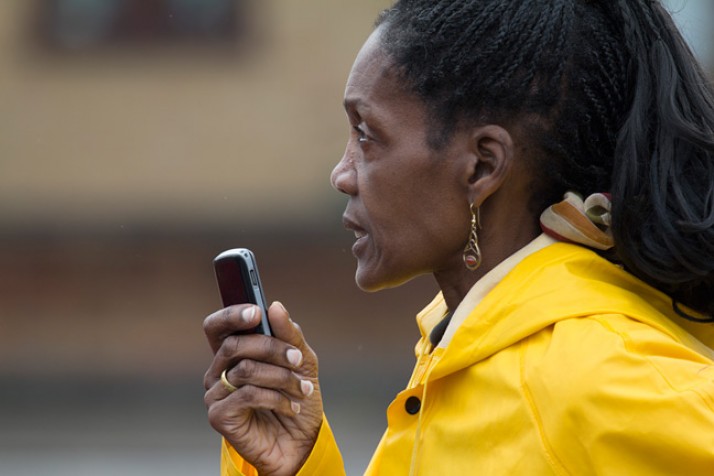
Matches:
[203,301,323,476]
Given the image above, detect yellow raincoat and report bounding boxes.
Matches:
[221,239,714,475]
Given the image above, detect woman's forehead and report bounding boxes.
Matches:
[344,34,416,117]
[345,32,390,95]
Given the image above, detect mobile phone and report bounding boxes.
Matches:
[213,248,272,336]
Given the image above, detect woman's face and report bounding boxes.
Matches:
[331,30,474,291]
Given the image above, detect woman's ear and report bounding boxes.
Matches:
[466,125,515,206]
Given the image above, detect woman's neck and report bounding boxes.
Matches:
[435,225,538,312]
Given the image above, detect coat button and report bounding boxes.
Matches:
[405,396,421,415]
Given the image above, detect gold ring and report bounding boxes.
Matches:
[220,368,238,393]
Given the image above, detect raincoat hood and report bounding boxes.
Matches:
[420,241,714,384]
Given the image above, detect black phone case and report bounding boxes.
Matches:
[213,248,272,336]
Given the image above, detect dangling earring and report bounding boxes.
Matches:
[463,202,482,271]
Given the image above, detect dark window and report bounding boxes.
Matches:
[35,0,253,53]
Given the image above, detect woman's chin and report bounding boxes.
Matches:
[355,268,383,292]
[355,265,412,292]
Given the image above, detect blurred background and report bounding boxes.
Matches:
[0,1,712,474]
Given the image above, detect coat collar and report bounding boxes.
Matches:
[415,241,714,383]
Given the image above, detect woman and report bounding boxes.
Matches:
[203,1,714,474]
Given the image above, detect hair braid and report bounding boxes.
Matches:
[422,2,466,40]
[445,1,503,76]
[489,7,548,86]
[528,1,570,90]
[436,7,497,80]
[452,3,519,81]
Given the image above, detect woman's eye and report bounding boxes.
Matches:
[353,125,368,143]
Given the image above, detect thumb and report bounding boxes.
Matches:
[267,301,316,370]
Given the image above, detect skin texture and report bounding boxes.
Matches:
[331,28,539,310]
[203,26,540,474]
[203,302,322,476]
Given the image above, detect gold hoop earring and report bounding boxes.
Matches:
[463,202,482,271]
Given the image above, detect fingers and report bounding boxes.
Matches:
[203,300,319,431]
[220,358,314,401]
[203,304,261,354]
[204,330,304,389]
[267,302,319,373]
[267,301,300,345]
[206,383,301,427]
[203,300,324,473]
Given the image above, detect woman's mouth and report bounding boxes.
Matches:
[352,231,368,257]
[342,215,369,255]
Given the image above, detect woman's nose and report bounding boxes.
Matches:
[330,151,356,195]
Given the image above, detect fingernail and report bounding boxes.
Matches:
[241,306,256,323]
[300,379,314,397]
[286,348,303,367]
[275,301,287,313]
[291,401,301,414]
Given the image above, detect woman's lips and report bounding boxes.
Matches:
[352,232,368,257]
[343,215,368,255]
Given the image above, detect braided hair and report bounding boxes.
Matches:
[375,0,714,320]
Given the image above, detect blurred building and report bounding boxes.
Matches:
[0,0,388,230]
[0,1,712,475]
[0,1,420,475]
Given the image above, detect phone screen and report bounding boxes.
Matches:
[214,257,251,305]
[214,248,272,336]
